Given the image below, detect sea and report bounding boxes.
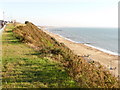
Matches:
[47,27,119,56]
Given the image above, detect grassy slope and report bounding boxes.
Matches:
[2,23,119,88]
[2,24,78,88]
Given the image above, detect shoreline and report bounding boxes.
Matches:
[51,32,118,56]
[41,27,119,77]
[45,28,118,56]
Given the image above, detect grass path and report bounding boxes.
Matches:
[2,24,78,88]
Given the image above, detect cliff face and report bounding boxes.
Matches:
[13,22,119,88]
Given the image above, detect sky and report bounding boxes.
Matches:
[0,0,119,27]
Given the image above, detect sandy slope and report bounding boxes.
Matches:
[42,29,119,78]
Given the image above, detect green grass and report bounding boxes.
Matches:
[2,23,119,88]
[2,24,79,88]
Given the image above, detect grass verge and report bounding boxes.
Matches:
[2,24,78,88]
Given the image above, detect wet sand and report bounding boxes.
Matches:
[42,28,119,77]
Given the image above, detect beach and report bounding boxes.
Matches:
[42,28,119,77]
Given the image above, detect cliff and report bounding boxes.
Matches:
[2,22,119,88]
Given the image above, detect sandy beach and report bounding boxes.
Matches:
[42,28,119,77]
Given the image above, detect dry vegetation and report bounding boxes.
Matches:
[2,22,119,88]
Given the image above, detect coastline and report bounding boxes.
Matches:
[41,27,119,77]
[51,32,118,56]
[3,23,118,88]
[46,28,118,56]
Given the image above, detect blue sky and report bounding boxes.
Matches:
[0,0,119,27]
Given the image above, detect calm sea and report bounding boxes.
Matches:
[47,27,118,56]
